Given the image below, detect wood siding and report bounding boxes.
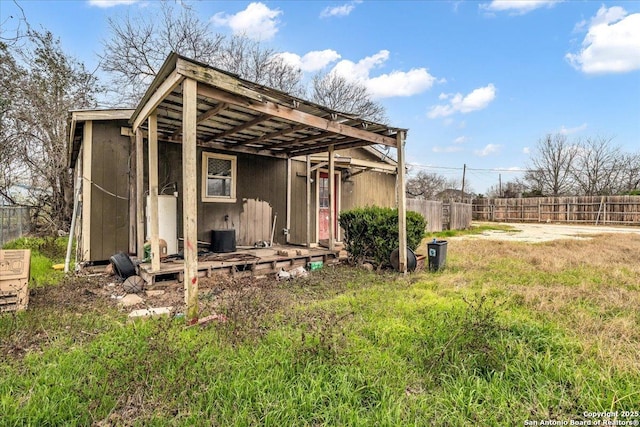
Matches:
[89,120,131,260]
[153,143,286,247]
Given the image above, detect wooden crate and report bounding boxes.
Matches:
[0,249,31,312]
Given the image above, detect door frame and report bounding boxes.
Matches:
[315,168,341,243]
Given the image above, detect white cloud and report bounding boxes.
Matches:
[320,1,362,18]
[366,69,437,98]
[212,2,282,41]
[330,50,437,98]
[523,147,531,154]
[427,84,496,118]
[558,123,588,135]
[453,136,468,144]
[566,6,640,74]
[480,0,562,15]
[277,50,341,72]
[88,0,138,7]
[432,146,463,153]
[475,143,501,157]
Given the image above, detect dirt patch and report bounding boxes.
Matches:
[457,222,640,243]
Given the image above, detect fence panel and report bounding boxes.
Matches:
[0,207,32,246]
[407,200,472,231]
[449,202,473,230]
[407,199,442,232]
[472,196,640,225]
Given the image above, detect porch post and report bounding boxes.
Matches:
[148,112,160,272]
[182,78,199,322]
[306,155,311,247]
[328,145,335,251]
[397,131,408,274]
[135,128,145,259]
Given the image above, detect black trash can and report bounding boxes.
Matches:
[427,239,448,271]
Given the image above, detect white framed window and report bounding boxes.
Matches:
[202,152,237,203]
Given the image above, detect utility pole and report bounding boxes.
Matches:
[461,163,466,202]
[499,173,502,198]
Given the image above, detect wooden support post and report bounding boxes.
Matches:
[81,120,93,262]
[306,155,311,247]
[148,112,160,272]
[182,78,199,322]
[286,159,291,244]
[128,134,137,255]
[397,131,408,274]
[135,129,145,259]
[328,145,335,251]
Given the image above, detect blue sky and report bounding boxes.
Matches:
[2,0,639,193]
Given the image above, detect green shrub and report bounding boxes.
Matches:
[339,206,426,268]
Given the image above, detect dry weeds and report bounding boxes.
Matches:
[443,233,640,373]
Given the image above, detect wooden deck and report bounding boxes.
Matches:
[138,245,340,287]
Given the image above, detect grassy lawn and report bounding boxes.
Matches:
[1,234,639,426]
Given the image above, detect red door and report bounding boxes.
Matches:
[318,172,338,241]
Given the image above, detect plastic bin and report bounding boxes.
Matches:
[427,240,448,271]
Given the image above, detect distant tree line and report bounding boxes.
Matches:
[487,133,639,198]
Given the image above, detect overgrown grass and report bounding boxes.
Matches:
[1,235,639,425]
[2,236,69,287]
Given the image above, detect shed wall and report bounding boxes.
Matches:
[147,143,287,248]
[89,120,130,261]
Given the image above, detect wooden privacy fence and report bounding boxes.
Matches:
[0,206,32,246]
[473,196,640,225]
[407,199,472,232]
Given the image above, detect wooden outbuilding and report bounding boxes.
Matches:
[68,53,409,320]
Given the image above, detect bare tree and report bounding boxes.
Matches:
[617,152,640,194]
[572,136,622,196]
[101,2,225,105]
[100,2,304,105]
[486,180,525,198]
[524,133,578,196]
[310,72,387,122]
[406,171,447,199]
[0,30,101,231]
[216,35,304,97]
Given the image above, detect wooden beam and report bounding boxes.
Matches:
[182,78,199,323]
[197,85,397,147]
[133,70,184,131]
[135,129,145,259]
[396,131,407,274]
[73,109,134,122]
[197,102,228,124]
[306,155,311,247]
[177,58,264,103]
[286,138,373,158]
[81,120,92,262]
[328,145,335,251]
[206,114,270,143]
[306,155,397,172]
[148,112,160,273]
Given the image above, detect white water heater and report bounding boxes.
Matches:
[146,195,178,255]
